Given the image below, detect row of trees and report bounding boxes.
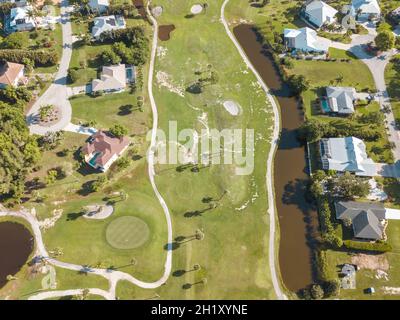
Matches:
[0,49,58,66]
[98,27,149,66]
[0,95,41,204]
[299,118,382,143]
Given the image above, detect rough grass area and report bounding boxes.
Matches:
[110,0,276,300]
[106,216,150,249]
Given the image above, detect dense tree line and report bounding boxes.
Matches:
[98,27,149,66]
[299,118,382,143]
[0,49,58,66]
[0,96,41,204]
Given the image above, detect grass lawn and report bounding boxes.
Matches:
[225,0,305,33]
[286,54,375,93]
[68,41,109,86]
[324,220,400,300]
[107,0,278,300]
[385,55,400,125]
[70,91,151,135]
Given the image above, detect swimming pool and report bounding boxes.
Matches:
[320,99,331,113]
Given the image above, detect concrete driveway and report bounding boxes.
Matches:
[26,1,73,135]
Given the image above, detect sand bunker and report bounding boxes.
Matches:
[83,204,114,220]
[191,4,203,14]
[223,100,241,116]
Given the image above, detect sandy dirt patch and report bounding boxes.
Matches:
[191,4,203,15]
[156,71,184,97]
[157,46,168,59]
[38,209,63,230]
[375,269,389,281]
[83,204,114,220]
[351,253,389,271]
[382,287,400,294]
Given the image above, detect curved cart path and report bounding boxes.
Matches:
[221,0,286,300]
[2,2,172,300]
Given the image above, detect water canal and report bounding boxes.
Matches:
[233,24,319,293]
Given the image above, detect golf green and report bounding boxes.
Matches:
[106,216,150,249]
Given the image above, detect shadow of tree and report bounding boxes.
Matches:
[173,270,186,277]
[67,211,85,221]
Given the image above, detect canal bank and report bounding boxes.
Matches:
[233,24,319,293]
[0,221,34,288]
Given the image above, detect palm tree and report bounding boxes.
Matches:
[195,229,205,241]
[82,288,90,300]
[192,263,201,271]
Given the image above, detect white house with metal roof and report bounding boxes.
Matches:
[322,87,357,115]
[284,27,330,53]
[320,137,377,176]
[91,15,126,39]
[302,0,338,28]
[9,5,36,32]
[89,0,109,14]
[350,0,381,20]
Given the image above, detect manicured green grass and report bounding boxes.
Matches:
[286,57,375,92]
[70,91,150,134]
[106,216,150,249]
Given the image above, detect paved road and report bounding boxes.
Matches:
[28,288,112,300]
[26,0,73,135]
[221,0,286,300]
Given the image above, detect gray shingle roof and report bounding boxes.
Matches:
[352,211,383,240]
[335,201,385,240]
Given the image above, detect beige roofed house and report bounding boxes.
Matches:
[82,130,130,172]
[92,64,127,93]
[0,61,26,88]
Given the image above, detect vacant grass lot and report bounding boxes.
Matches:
[286,51,375,92]
[70,91,150,135]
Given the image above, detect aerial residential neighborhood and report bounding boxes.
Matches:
[1,0,400,307]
